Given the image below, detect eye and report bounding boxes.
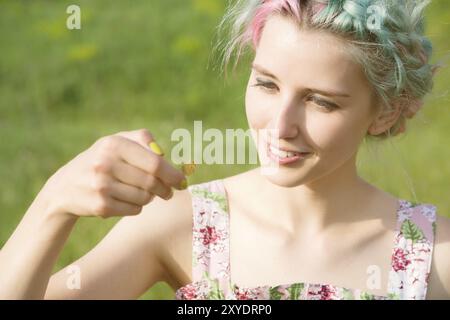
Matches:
[251,79,340,111]
[307,95,339,111]
[252,78,278,93]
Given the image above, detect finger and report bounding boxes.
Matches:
[95,197,143,218]
[114,129,164,157]
[111,165,173,200]
[111,160,153,190]
[115,137,186,189]
[109,181,155,205]
[113,129,154,151]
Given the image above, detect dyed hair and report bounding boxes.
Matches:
[213,0,441,139]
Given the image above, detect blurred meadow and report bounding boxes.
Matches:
[0,0,448,299]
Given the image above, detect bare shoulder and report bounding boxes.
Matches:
[427,212,450,299]
[138,188,194,291]
[139,171,259,293]
[139,188,193,245]
[222,168,261,196]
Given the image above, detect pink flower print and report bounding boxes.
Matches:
[181,285,198,300]
[200,226,220,246]
[236,288,251,300]
[392,248,411,272]
[306,285,322,299]
[318,285,336,300]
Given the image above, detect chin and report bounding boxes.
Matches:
[261,168,309,188]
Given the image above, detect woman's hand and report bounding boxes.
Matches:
[43,128,186,219]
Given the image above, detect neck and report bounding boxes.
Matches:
[258,153,377,234]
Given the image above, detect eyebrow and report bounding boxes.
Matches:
[251,63,351,98]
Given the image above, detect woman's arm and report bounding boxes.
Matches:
[0,186,191,300]
[427,214,450,299]
[44,189,192,299]
[0,129,186,299]
[0,184,78,299]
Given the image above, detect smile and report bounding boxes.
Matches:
[266,143,312,165]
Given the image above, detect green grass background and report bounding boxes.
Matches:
[0,0,448,299]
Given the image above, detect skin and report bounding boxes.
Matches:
[0,129,186,298]
[244,15,395,233]
[215,15,409,296]
[0,15,448,300]
[172,15,450,298]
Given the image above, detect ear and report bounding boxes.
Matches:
[367,100,404,136]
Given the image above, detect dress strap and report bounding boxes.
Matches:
[188,179,231,283]
[387,200,437,300]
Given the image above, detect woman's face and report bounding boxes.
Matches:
[246,15,378,187]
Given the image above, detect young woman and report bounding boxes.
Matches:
[0,0,449,300]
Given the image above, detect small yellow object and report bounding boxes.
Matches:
[181,162,196,176]
[149,142,164,156]
[179,179,188,190]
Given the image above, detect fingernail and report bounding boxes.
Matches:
[165,188,174,200]
[181,162,196,176]
[179,179,188,190]
[149,142,164,156]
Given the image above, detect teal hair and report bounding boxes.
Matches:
[213,0,441,139]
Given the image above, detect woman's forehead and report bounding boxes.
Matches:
[255,15,368,91]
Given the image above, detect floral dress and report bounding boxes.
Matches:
[175,179,437,300]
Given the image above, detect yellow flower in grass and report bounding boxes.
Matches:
[172,35,202,57]
[67,44,97,62]
[192,0,223,18]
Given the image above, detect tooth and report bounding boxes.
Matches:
[270,146,296,158]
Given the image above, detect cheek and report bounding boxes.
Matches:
[245,85,272,130]
[307,113,367,158]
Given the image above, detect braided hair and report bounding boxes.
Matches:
[214,0,440,138]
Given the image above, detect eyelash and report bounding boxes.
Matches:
[252,79,340,111]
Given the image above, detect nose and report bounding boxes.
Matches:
[271,98,300,139]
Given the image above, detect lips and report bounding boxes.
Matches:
[269,144,299,158]
[265,141,312,164]
[266,142,312,158]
